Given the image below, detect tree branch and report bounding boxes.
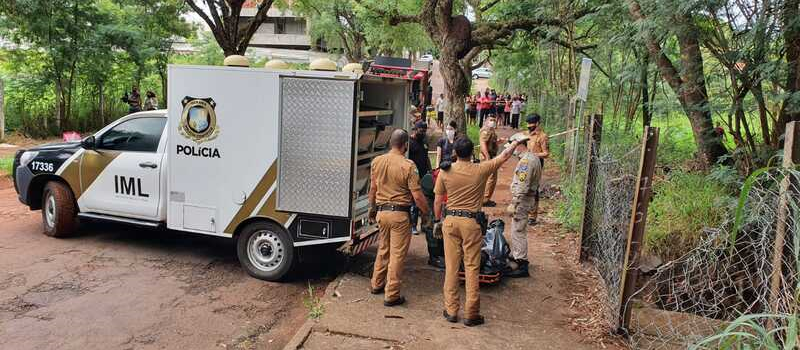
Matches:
[480,0,502,12]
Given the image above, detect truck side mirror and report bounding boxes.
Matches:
[81,136,96,150]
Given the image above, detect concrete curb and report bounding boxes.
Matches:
[282,274,346,350]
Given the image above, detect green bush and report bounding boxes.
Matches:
[646,170,735,260]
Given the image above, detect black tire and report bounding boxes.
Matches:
[236,221,295,281]
[41,181,78,237]
[472,74,479,80]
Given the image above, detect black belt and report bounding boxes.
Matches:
[377,204,411,212]
[445,209,480,218]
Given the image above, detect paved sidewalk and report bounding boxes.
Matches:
[284,128,603,350]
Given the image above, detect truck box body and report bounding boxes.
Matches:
[166,65,410,248]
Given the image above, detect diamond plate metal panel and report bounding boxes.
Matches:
[277,77,355,217]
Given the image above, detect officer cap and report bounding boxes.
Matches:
[415,120,428,129]
[526,114,541,124]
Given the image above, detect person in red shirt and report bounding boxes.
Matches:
[478,92,491,128]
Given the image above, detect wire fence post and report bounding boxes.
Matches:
[578,114,603,261]
[564,97,576,176]
[617,126,659,333]
[768,121,799,326]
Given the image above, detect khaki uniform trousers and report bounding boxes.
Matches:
[483,170,497,203]
[371,211,412,301]
[442,216,483,318]
[511,192,536,260]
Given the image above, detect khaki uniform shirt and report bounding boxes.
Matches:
[371,152,421,206]
[479,128,498,159]
[433,158,504,212]
[510,152,542,201]
[527,129,549,157]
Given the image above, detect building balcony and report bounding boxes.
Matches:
[250,33,310,48]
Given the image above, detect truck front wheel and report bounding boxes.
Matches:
[236,221,295,281]
[41,181,78,237]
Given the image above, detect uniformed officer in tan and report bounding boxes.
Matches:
[525,114,549,224]
[433,135,523,326]
[368,129,430,307]
[479,115,502,207]
[505,133,542,278]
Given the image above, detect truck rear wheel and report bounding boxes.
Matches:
[41,181,78,237]
[236,221,295,281]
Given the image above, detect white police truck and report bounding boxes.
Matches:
[12,62,425,280]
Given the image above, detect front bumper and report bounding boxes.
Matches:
[15,165,34,206]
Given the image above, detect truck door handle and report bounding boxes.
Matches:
[139,162,158,169]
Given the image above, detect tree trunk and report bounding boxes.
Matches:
[439,46,470,134]
[750,82,772,146]
[675,24,729,166]
[98,82,105,126]
[55,78,65,131]
[641,52,652,129]
[776,0,800,142]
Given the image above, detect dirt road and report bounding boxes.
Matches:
[0,176,336,350]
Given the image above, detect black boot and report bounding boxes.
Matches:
[506,259,530,278]
[428,256,446,269]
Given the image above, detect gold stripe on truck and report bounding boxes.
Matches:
[224,162,278,233]
[56,149,120,199]
[79,150,120,198]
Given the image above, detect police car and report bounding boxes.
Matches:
[12,59,426,281]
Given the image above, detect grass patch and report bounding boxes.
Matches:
[303,283,324,320]
[0,157,13,176]
[646,170,735,260]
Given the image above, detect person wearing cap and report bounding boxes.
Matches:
[369,130,430,307]
[433,135,523,326]
[526,114,550,225]
[480,115,504,207]
[505,133,542,278]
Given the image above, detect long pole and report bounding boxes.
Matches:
[767,121,799,329]
[578,114,603,261]
[618,126,659,333]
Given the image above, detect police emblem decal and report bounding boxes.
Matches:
[179,96,219,144]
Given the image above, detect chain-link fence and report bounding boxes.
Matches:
[579,118,649,330]
[625,167,800,349]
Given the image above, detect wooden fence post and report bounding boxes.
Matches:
[578,114,603,261]
[618,126,659,333]
[564,98,576,175]
[768,121,799,322]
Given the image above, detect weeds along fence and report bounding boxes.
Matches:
[625,123,800,349]
[575,120,800,349]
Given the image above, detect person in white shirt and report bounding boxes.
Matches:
[435,93,448,129]
[510,96,526,129]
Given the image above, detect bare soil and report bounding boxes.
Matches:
[0,176,338,350]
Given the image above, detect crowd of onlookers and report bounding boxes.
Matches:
[466,88,527,129]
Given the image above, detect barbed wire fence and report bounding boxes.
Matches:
[574,119,799,349]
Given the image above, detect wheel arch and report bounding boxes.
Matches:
[232,215,292,242]
[27,175,75,210]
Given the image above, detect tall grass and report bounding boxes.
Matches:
[691,313,798,350]
[647,170,735,260]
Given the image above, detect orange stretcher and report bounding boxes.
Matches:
[458,271,502,285]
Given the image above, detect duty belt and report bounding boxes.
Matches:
[377,204,411,212]
[445,209,480,218]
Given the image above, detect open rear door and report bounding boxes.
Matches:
[276,77,357,218]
